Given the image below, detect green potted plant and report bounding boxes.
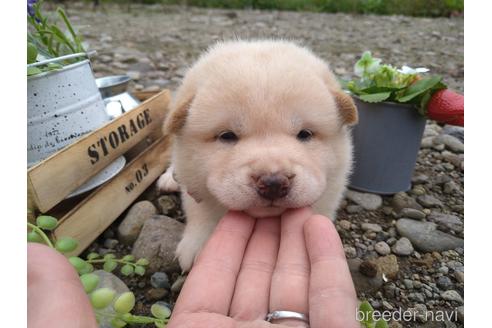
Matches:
[342,52,464,194]
[27,0,127,197]
[27,0,109,167]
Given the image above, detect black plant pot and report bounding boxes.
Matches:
[349,96,427,195]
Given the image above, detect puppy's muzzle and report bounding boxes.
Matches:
[253,173,293,200]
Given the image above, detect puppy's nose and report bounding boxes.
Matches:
[254,173,292,200]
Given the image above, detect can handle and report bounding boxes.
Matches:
[27,51,96,68]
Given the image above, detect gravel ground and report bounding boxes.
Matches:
[58,2,463,327]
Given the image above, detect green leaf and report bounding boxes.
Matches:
[79,262,94,275]
[375,319,389,328]
[80,273,100,293]
[104,260,118,273]
[69,257,89,275]
[80,263,94,274]
[110,318,127,328]
[418,90,433,117]
[104,254,116,261]
[373,65,398,87]
[50,25,76,53]
[87,252,100,260]
[46,62,63,70]
[358,85,402,94]
[120,264,134,276]
[359,301,375,324]
[27,231,43,243]
[121,313,133,321]
[114,292,136,314]
[151,302,172,320]
[27,43,38,64]
[136,258,150,266]
[134,266,145,276]
[122,255,135,262]
[154,322,165,328]
[396,76,443,102]
[90,288,116,309]
[358,92,392,103]
[55,237,78,253]
[36,215,58,230]
[346,78,373,95]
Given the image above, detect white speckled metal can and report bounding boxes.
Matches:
[27,59,109,167]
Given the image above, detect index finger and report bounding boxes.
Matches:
[304,215,359,328]
[172,211,256,317]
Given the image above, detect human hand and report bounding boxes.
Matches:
[167,207,359,328]
[27,243,97,328]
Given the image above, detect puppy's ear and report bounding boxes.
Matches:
[320,69,358,126]
[333,90,358,126]
[164,95,194,135]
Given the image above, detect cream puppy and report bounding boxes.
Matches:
[158,40,358,272]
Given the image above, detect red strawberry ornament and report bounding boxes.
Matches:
[426,89,464,126]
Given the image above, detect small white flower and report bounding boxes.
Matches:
[398,65,429,74]
[354,51,382,77]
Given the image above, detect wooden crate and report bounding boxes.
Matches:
[28,90,173,255]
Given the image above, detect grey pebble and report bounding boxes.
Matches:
[403,279,414,289]
[428,212,463,233]
[441,290,464,304]
[156,194,180,216]
[346,204,363,213]
[457,305,464,322]
[421,137,434,148]
[417,195,443,208]
[409,292,425,303]
[392,237,414,256]
[434,134,464,153]
[150,272,170,289]
[338,219,352,230]
[382,300,394,310]
[171,275,187,293]
[400,208,426,220]
[392,192,423,212]
[443,181,460,194]
[103,238,119,249]
[374,241,391,255]
[132,215,185,274]
[438,266,449,274]
[412,174,429,185]
[344,246,357,259]
[146,288,168,302]
[454,271,464,283]
[361,223,382,233]
[396,219,464,252]
[345,190,383,210]
[441,151,464,168]
[442,125,464,143]
[386,237,397,246]
[118,201,157,246]
[436,276,453,290]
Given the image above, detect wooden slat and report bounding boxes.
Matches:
[53,136,172,256]
[133,90,163,102]
[28,90,170,213]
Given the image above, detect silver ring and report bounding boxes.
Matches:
[266,310,309,323]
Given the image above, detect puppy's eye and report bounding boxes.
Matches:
[217,131,239,143]
[297,129,314,142]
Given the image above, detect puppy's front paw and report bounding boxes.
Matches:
[157,166,180,193]
[175,235,204,273]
